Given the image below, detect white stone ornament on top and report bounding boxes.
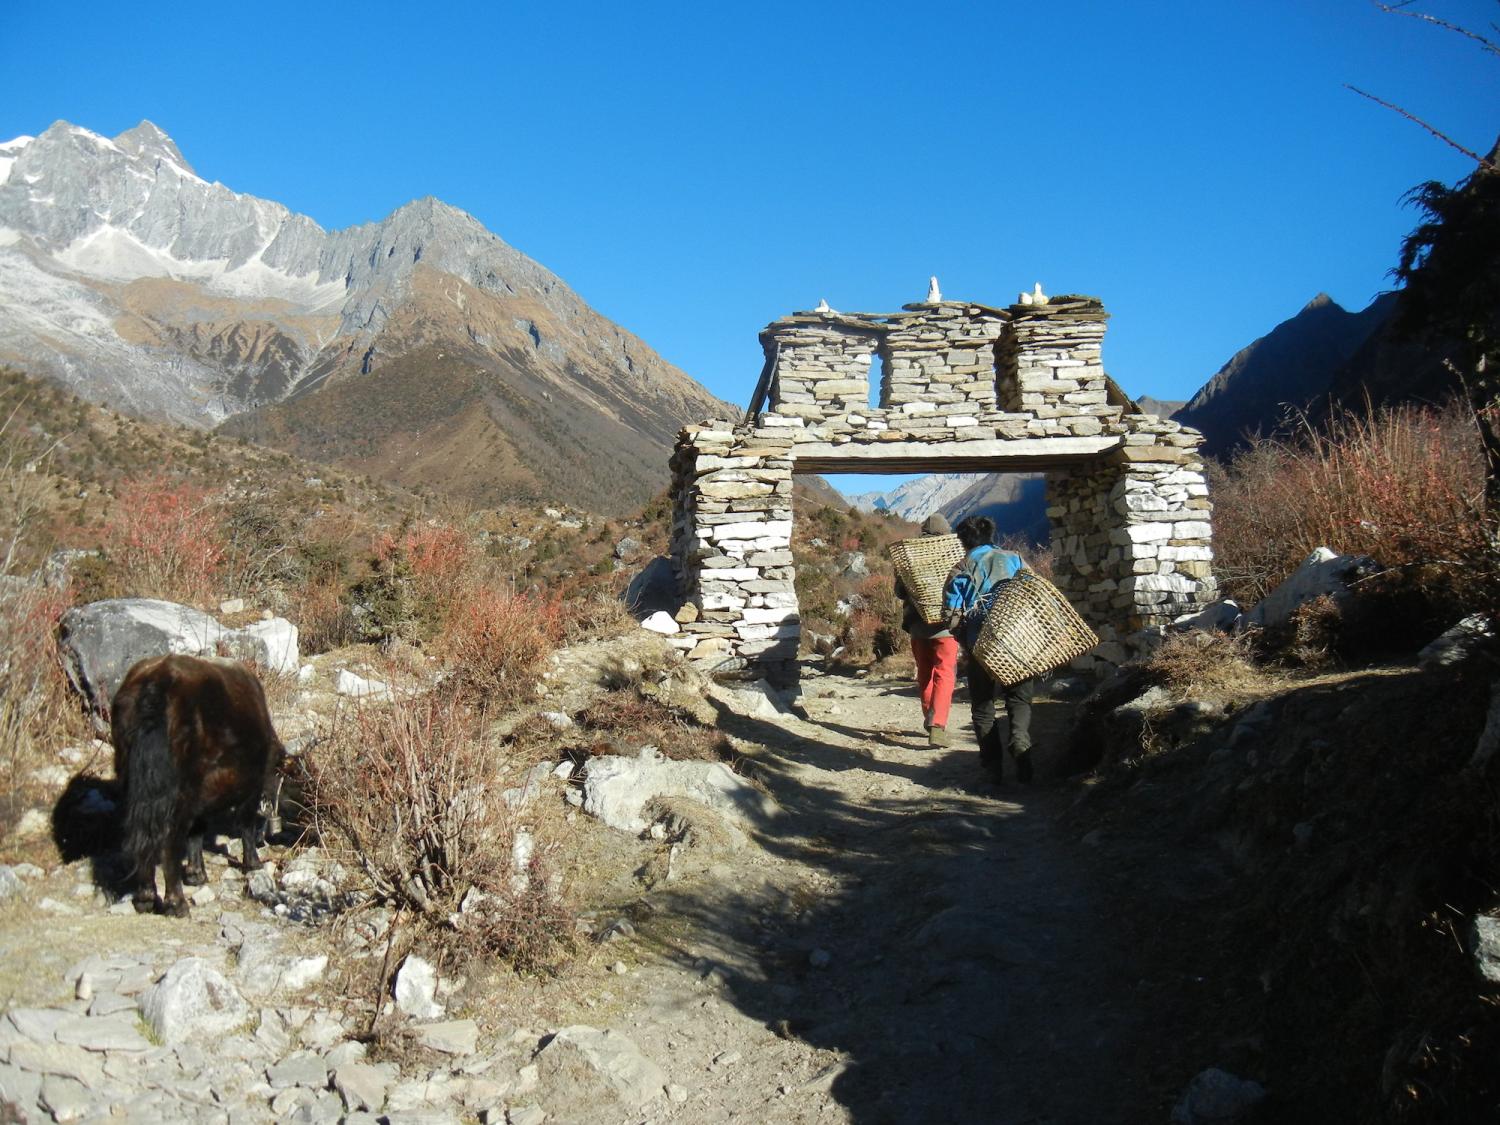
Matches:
[925,276,942,303]
[815,298,833,314]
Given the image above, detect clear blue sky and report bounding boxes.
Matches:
[1,0,1495,418]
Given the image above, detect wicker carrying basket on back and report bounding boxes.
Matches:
[887,534,965,625]
[973,570,1099,686]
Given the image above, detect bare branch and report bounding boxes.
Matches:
[1374,2,1500,57]
[1345,85,1496,169]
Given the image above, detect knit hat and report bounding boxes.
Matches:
[921,513,952,536]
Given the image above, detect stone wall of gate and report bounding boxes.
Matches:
[667,291,1218,683]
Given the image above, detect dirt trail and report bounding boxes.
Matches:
[579,664,1209,1125]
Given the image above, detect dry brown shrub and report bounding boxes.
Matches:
[293,576,359,654]
[576,689,734,764]
[559,587,636,643]
[103,474,227,604]
[838,573,904,663]
[0,582,85,835]
[1142,630,1265,697]
[1211,400,1493,614]
[303,690,576,973]
[1277,593,1343,669]
[436,586,561,704]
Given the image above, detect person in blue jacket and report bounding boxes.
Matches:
[942,515,1036,784]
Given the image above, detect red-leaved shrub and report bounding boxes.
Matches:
[104,475,226,604]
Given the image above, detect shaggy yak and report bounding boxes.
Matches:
[110,654,286,917]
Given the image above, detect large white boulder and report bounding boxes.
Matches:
[60,598,300,714]
[223,617,300,676]
[583,747,773,835]
[60,598,225,713]
[139,958,250,1044]
[1243,548,1377,631]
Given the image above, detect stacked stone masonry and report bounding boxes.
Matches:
[669,294,1216,685]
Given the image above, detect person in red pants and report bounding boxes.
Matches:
[895,514,960,748]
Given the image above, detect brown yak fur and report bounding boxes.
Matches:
[111,654,285,917]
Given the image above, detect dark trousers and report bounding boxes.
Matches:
[968,662,1035,770]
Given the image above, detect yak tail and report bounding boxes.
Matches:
[120,676,178,883]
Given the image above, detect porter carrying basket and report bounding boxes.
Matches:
[973,570,1099,686]
[887,534,965,625]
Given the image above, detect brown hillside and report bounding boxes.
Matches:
[220,267,732,514]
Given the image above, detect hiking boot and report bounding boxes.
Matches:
[928,725,950,748]
[1015,750,1034,784]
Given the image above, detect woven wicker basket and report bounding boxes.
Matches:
[887,534,965,625]
[973,570,1099,686]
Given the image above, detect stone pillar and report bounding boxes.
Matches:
[668,422,800,687]
[762,315,883,422]
[1047,415,1216,665]
[881,301,1007,417]
[997,298,1117,437]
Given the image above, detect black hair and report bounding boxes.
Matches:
[955,515,995,550]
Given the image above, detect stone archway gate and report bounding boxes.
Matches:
[667,290,1216,685]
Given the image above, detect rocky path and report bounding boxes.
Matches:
[576,664,1200,1125]
[0,662,1214,1124]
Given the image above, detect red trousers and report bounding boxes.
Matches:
[911,635,959,729]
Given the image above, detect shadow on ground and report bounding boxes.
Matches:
[629,666,1228,1124]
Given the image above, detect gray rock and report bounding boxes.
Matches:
[322,1040,368,1067]
[624,556,676,619]
[712,677,793,720]
[394,954,444,1019]
[140,957,250,1044]
[1174,599,1243,633]
[1470,914,1500,983]
[582,747,773,836]
[267,1050,330,1090]
[912,906,1039,967]
[639,611,680,636]
[508,1106,546,1125]
[52,1011,151,1052]
[255,1007,292,1056]
[1419,614,1494,670]
[1243,547,1377,631]
[58,598,226,714]
[246,867,279,903]
[413,1019,479,1056]
[7,1041,104,1086]
[38,1073,94,1121]
[0,865,23,899]
[837,551,869,580]
[0,1061,42,1114]
[222,617,300,676]
[535,1025,665,1112]
[334,1061,391,1112]
[1170,1067,1267,1124]
[299,1012,347,1050]
[86,992,136,1018]
[8,1007,72,1041]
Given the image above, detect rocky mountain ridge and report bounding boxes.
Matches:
[0,120,731,512]
[1173,292,1398,457]
[845,472,1046,541]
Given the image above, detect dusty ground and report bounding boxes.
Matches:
[521,661,1230,1125]
[0,657,1242,1124]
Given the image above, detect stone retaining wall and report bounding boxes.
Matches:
[670,291,1216,685]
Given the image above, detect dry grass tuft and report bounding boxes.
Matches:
[0,582,84,836]
[303,689,577,973]
[1142,630,1267,697]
